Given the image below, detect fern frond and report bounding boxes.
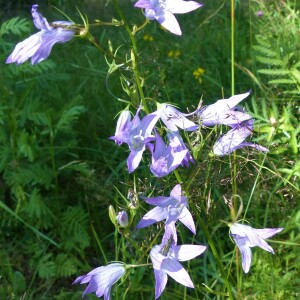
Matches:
[55,105,86,135]
[258,69,290,76]
[253,45,277,57]
[255,35,272,48]
[268,79,296,85]
[0,17,31,37]
[256,56,285,66]
[55,254,78,277]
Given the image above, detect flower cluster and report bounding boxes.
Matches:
[5,3,284,300]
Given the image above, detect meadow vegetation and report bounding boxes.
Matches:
[0,0,299,299]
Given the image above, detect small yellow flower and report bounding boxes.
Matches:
[168,49,181,59]
[193,67,205,83]
[143,34,154,42]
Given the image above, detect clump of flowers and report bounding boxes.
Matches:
[193,67,205,83]
[5,2,285,300]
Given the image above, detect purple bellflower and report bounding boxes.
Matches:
[160,104,198,132]
[148,131,191,177]
[150,240,206,299]
[110,107,162,173]
[230,223,284,273]
[168,131,194,167]
[116,211,129,227]
[213,119,269,156]
[6,4,75,65]
[198,91,252,127]
[134,0,203,36]
[137,184,195,244]
[73,263,126,299]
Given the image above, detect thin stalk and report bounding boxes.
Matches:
[192,208,233,299]
[113,0,150,113]
[230,0,240,294]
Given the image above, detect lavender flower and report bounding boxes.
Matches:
[160,104,198,132]
[116,211,129,227]
[213,119,269,156]
[134,0,203,36]
[168,131,194,167]
[150,241,206,299]
[6,4,75,65]
[230,223,284,273]
[198,91,252,127]
[73,263,126,299]
[148,131,191,177]
[110,107,162,173]
[137,184,195,243]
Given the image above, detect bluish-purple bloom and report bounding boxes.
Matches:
[148,131,192,177]
[110,107,162,173]
[116,211,128,227]
[6,4,75,65]
[230,223,284,273]
[150,241,206,299]
[168,131,194,167]
[73,263,126,299]
[213,119,269,156]
[198,91,252,127]
[137,184,195,243]
[134,0,203,36]
[160,104,198,132]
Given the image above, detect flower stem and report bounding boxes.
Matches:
[193,209,234,299]
[113,0,150,114]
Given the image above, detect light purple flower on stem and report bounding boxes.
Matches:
[150,241,206,299]
[134,0,203,36]
[137,184,195,243]
[198,91,252,127]
[148,131,190,177]
[73,263,126,299]
[168,131,194,167]
[116,211,128,227]
[213,119,269,156]
[110,107,162,173]
[160,104,198,132]
[230,223,284,273]
[113,110,132,145]
[6,4,75,65]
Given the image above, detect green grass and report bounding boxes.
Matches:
[0,0,299,299]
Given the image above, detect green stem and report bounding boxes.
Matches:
[193,209,234,299]
[113,0,150,113]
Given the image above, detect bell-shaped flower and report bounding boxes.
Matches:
[137,184,195,243]
[116,211,129,227]
[213,119,269,156]
[167,132,194,167]
[113,110,132,146]
[134,0,203,36]
[150,240,206,299]
[198,91,252,127]
[160,104,198,132]
[6,4,75,65]
[230,223,284,273]
[73,263,126,299]
[149,131,192,177]
[110,107,162,173]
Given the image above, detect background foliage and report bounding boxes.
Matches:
[0,0,299,299]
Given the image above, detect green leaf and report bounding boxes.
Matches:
[0,17,31,37]
[256,56,285,66]
[258,69,290,76]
